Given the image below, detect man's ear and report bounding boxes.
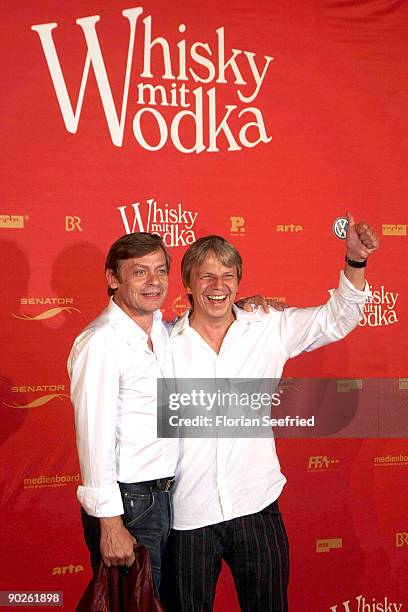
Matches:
[106,268,119,290]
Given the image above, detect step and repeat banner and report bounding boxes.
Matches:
[1,0,407,610]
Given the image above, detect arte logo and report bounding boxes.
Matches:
[12,297,80,321]
[118,198,197,246]
[0,214,26,229]
[396,532,408,547]
[5,384,69,409]
[276,224,303,232]
[329,595,403,611]
[382,224,406,236]
[374,454,408,467]
[52,564,84,575]
[337,379,363,392]
[308,456,339,470]
[24,473,80,489]
[230,216,245,235]
[316,538,342,553]
[31,7,273,154]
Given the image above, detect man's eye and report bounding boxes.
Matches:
[158,269,168,275]
[134,269,145,276]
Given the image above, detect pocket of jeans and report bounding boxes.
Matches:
[122,490,155,528]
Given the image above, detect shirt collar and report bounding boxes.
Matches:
[107,297,163,342]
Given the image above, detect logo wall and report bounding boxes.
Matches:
[32,7,274,153]
[12,298,80,321]
[118,198,197,246]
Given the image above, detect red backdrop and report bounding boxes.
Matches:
[1,1,407,610]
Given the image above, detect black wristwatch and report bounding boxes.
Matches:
[345,255,367,268]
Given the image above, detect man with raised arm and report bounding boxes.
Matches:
[166,214,378,611]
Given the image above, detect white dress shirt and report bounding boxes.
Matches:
[169,272,371,530]
[67,298,178,518]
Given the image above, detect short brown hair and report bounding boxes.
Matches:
[105,233,171,296]
[181,236,242,302]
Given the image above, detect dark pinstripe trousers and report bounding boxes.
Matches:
[164,500,289,612]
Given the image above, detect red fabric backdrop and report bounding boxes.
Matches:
[1,1,407,610]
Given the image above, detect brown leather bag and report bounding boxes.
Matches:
[76,544,165,612]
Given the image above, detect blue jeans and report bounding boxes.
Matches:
[81,481,173,593]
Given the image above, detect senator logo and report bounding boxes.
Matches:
[24,473,80,489]
[0,214,25,229]
[337,379,363,392]
[276,224,303,232]
[382,224,406,236]
[5,384,69,409]
[316,538,342,553]
[396,532,408,547]
[12,297,80,321]
[32,8,273,154]
[118,198,197,247]
[308,456,340,470]
[374,454,408,467]
[230,216,245,235]
[333,217,348,240]
[329,594,403,611]
[171,295,189,317]
[52,564,84,576]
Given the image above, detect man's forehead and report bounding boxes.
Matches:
[121,250,166,267]
[193,253,235,272]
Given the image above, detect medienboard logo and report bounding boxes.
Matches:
[329,595,403,611]
[12,297,80,321]
[316,538,342,553]
[4,384,69,409]
[382,224,406,236]
[374,454,408,467]
[0,214,25,229]
[118,198,198,247]
[308,456,340,470]
[24,473,80,489]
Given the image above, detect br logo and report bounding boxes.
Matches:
[230,216,245,234]
[333,217,348,240]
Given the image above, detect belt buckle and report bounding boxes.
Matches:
[164,477,175,492]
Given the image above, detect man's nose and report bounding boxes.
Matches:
[211,276,224,291]
[146,270,160,284]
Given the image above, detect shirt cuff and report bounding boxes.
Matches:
[77,483,124,518]
[337,270,372,302]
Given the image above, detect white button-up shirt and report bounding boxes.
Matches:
[67,298,178,518]
[169,272,371,530]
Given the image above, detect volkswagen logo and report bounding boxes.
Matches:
[333,217,348,239]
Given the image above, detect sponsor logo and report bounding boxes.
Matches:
[118,198,198,247]
[333,217,348,240]
[266,296,286,304]
[308,456,340,470]
[0,214,25,229]
[4,384,69,409]
[396,532,408,547]
[316,538,342,553]
[276,224,303,232]
[337,379,363,392]
[374,454,408,467]
[24,473,80,489]
[399,378,408,390]
[65,216,82,231]
[32,8,273,154]
[170,295,189,317]
[382,224,406,236]
[52,564,84,576]
[329,595,403,611]
[12,297,80,321]
[328,286,399,328]
[230,216,245,235]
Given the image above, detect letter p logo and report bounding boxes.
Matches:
[230,216,245,234]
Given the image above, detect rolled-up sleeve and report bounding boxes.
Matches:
[279,271,371,359]
[68,329,124,517]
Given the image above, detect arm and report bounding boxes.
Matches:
[68,330,135,567]
[278,214,378,358]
